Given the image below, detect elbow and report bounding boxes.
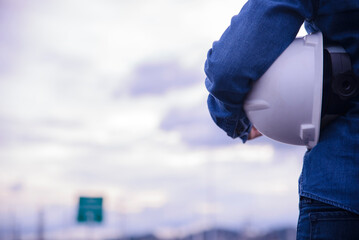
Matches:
[204,51,232,94]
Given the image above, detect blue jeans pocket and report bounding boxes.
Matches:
[310,211,359,240]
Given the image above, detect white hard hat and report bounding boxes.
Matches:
[244,32,358,148]
[244,32,323,148]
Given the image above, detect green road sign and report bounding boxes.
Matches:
[77,197,103,223]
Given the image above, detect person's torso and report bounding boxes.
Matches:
[300,0,359,214]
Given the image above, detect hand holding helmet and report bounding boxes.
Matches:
[248,126,262,140]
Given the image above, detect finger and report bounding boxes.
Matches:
[248,127,262,140]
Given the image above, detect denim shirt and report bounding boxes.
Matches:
[205,0,359,214]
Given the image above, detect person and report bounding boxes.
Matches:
[204,0,359,239]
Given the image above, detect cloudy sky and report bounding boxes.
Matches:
[0,0,308,239]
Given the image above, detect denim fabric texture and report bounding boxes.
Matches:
[205,0,359,215]
[297,197,359,240]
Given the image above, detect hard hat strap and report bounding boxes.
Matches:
[326,48,359,100]
[321,47,359,129]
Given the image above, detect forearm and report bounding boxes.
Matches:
[205,0,310,142]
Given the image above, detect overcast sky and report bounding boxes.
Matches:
[0,1,307,239]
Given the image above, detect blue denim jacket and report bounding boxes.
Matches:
[205,0,359,214]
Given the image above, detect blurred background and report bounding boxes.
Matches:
[0,0,308,239]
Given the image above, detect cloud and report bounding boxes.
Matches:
[0,0,307,238]
[124,60,202,96]
[0,1,24,76]
[9,182,24,193]
[160,104,237,147]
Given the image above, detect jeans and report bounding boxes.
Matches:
[297,196,359,240]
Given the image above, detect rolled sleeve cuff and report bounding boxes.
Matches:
[207,94,252,143]
[224,113,252,143]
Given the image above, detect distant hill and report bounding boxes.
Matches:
[108,227,296,240]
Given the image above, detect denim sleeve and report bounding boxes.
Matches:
[205,0,314,142]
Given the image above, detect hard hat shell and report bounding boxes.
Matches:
[244,32,323,148]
